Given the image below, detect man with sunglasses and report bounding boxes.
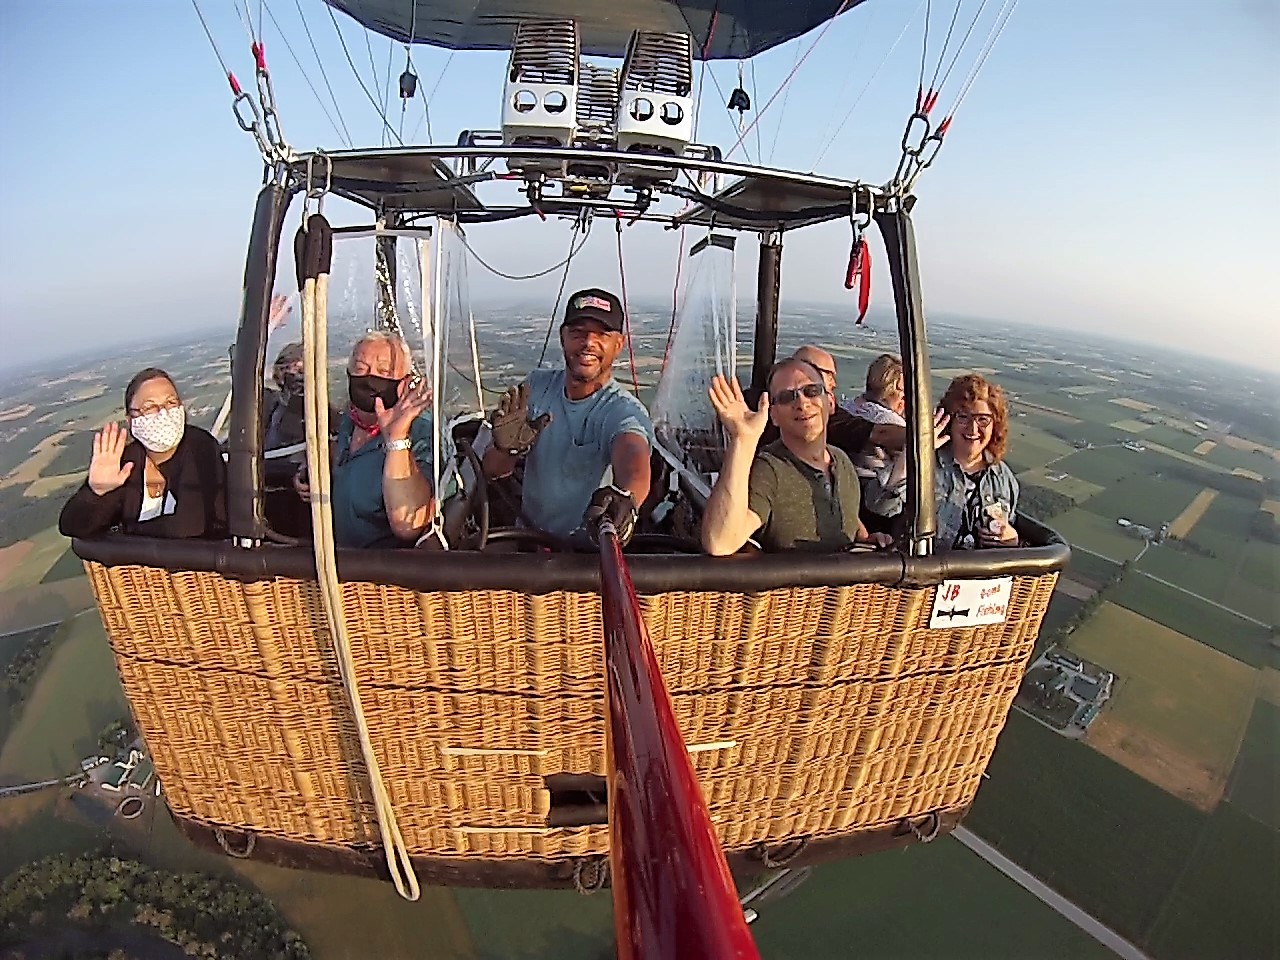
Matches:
[701,359,893,555]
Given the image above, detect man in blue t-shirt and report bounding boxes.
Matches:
[482,288,653,545]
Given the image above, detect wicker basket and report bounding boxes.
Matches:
[85,561,1056,865]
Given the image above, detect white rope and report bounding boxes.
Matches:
[300,257,420,902]
[427,219,448,547]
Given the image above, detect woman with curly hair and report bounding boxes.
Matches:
[865,373,1020,549]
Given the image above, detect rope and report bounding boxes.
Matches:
[925,0,963,100]
[660,230,687,377]
[748,58,763,168]
[810,0,924,170]
[947,0,1019,116]
[722,0,853,163]
[916,0,933,108]
[614,215,640,393]
[459,224,590,282]
[536,221,585,367]
[410,49,454,142]
[932,0,993,98]
[324,3,404,145]
[767,38,803,164]
[260,0,352,147]
[300,229,420,902]
[214,827,257,858]
[754,837,809,868]
[573,856,609,894]
[292,0,354,146]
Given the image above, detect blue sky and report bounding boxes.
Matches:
[0,0,1276,371]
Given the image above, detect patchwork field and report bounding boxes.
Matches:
[1225,700,1280,831]
[1055,576,1097,601]
[1111,397,1157,412]
[0,526,72,591]
[1068,604,1257,809]
[1167,488,1217,539]
[1010,399,1081,423]
[1193,440,1216,455]
[1051,509,1147,561]
[1086,474,1203,530]
[1110,419,1152,433]
[1017,467,1104,502]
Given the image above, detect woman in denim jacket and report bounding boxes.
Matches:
[865,374,1020,549]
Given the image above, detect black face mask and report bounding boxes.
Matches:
[348,373,402,413]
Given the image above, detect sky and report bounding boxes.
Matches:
[0,0,1277,372]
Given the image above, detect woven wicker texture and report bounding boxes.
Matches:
[85,561,1055,860]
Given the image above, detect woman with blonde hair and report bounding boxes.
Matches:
[865,373,1019,549]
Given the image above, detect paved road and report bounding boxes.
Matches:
[954,828,1151,960]
[1070,543,1270,628]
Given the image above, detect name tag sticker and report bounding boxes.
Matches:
[929,577,1012,629]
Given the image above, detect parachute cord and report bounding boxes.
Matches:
[536,220,584,368]
[300,222,420,902]
[614,213,640,394]
[723,0,852,163]
[324,2,404,146]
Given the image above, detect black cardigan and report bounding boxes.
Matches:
[58,425,228,540]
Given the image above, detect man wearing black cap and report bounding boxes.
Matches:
[482,288,653,545]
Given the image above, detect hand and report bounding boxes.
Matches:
[87,423,134,496]
[709,375,770,444]
[268,293,292,332]
[583,484,637,547]
[293,466,311,503]
[376,378,433,442]
[864,532,894,550]
[978,520,1019,548]
[932,407,952,451]
[490,383,551,455]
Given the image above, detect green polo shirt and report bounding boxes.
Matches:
[332,412,437,549]
[747,440,862,552]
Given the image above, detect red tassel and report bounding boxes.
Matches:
[845,238,871,325]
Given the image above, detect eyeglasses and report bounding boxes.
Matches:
[954,413,994,429]
[771,383,827,406]
[128,397,182,418]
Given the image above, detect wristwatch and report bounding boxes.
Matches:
[385,438,413,452]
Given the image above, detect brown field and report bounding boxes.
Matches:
[1055,577,1097,601]
[1111,397,1158,412]
[1110,419,1152,434]
[0,431,72,489]
[1146,442,1236,476]
[1018,468,1104,502]
[1232,467,1264,482]
[1262,499,1280,518]
[1168,489,1218,539]
[1062,385,1110,395]
[66,385,107,403]
[0,541,35,587]
[0,404,35,423]
[1011,399,1082,424]
[1194,440,1217,455]
[0,577,94,635]
[23,473,83,499]
[932,367,999,378]
[1260,669,1280,707]
[1222,434,1280,461]
[1085,716,1227,812]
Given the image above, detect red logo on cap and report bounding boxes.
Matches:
[574,295,612,312]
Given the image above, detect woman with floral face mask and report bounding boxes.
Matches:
[59,368,227,539]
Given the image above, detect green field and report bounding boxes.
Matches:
[1085,474,1204,530]
[1067,603,1257,777]
[1146,803,1280,960]
[38,546,87,585]
[1052,509,1147,561]
[1110,571,1276,668]
[1225,700,1280,831]
[1066,548,1120,588]
[1053,447,1147,487]
[0,613,126,783]
[967,713,1204,945]
[746,836,1116,960]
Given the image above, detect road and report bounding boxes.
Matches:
[1070,544,1270,628]
[954,828,1152,960]
[0,773,80,798]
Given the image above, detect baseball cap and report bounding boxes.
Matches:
[562,288,624,333]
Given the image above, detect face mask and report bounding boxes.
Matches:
[276,368,306,397]
[131,406,186,453]
[348,373,402,414]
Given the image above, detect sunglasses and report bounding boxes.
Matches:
[954,413,994,428]
[771,383,827,406]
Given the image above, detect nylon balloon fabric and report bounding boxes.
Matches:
[324,0,867,60]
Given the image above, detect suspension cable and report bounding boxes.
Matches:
[811,0,924,170]
[722,0,853,163]
[536,221,587,367]
[261,0,351,147]
[325,3,404,145]
[613,214,640,393]
[947,0,1019,115]
[932,0,994,99]
[459,224,591,282]
[767,37,802,164]
[748,59,763,167]
[409,49,454,142]
[916,0,932,108]
[291,0,353,147]
[191,0,235,78]
[924,0,964,102]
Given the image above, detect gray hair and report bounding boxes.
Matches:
[348,330,413,377]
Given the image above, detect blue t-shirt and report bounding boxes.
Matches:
[521,369,654,536]
[332,412,438,548]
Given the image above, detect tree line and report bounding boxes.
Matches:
[0,852,310,960]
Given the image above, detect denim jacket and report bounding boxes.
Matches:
[865,447,1019,549]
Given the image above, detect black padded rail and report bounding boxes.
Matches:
[72,519,1067,596]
